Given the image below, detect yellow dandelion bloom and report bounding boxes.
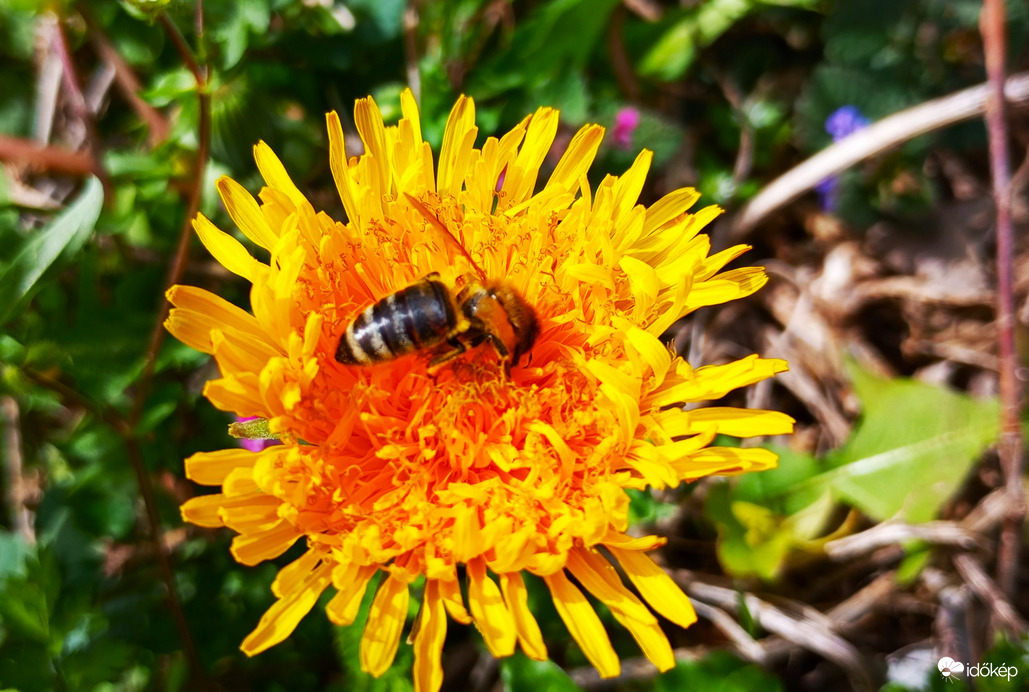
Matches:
[169,90,793,689]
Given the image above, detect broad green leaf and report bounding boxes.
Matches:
[500,653,581,692]
[708,488,836,580]
[656,650,784,692]
[627,488,679,526]
[802,369,999,522]
[0,176,103,327]
[638,0,755,81]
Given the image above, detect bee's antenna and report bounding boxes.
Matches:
[404,193,488,283]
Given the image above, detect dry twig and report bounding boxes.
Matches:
[980,0,1026,603]
[729,72,1029,238]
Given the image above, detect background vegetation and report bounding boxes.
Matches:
[1,0,1027,690]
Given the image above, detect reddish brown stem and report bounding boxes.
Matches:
[23,366,207,684]
[122,8,210,686]
[131,9,210,431]
[980,0,1025,600]
[0,134,97,175]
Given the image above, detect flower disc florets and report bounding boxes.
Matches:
[169,90,793,691]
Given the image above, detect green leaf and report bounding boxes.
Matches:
[802,368,999,522]
[0,177,103,327]
[639,0,757,81]
[656,650,784,691]
[706,482,809,581]
[500,653,581,692]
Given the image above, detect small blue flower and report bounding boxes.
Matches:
[817,105,870,211]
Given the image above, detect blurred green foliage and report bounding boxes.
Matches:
[0,0,1020,690]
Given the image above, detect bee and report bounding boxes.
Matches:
[335,196,539,372]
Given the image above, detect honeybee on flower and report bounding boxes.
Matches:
[167,89,793,691]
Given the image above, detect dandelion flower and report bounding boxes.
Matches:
[169,90,793,689]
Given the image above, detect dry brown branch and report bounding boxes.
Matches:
[0,135,97,176]
[980,0,1026,603]
[824,521,978,561]
[82,5,170,146]
[953,554,1027,636]
[681,573,877,692]
[691,600,768,664]
[730,71,1029,238]
[1,397,34,543]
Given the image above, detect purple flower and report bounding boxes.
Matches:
[825,105,870,141]
[236,415,280,452]
[817,105,870,211]
[612,107,640,151]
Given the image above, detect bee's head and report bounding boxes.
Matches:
[461,282,539,367]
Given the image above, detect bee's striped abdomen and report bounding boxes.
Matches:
[336,278,456,365]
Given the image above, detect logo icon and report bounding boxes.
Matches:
[938,657,964,681]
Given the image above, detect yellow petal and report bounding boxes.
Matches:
[642,187,701,237]
[438,96,475,198]
[625,327,672,385]
[467,558,516,658]
[607,546,697,629]
[502,107,558,207]
[193,214,266,284]
[360,572,410,677]
[166,285,266,339]
[327,565,378,626]
[413,580,446,692]
[326,111,360,223]
[547,124,604,195]
[230,520,302,566]
[241,562,332,656]
[675,446,780,479]
[499,572,547,661]
[649,355,788,407]
[254,140,307,209]
[568,548,674,672]
[183,448,258,485]
[685,267,768,311]
[180,491,278,527]
[271,548,321,598]
[543,570,620,678]
[439,577,472,624]
[354,96,390,197]
[400,88,422,143]
[217,176,279,249]
[682,407,796,438]
[566,549,655,624]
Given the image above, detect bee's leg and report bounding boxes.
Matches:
[481,335,515,378]
[427,338,467,370]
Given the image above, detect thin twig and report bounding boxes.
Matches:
[824,521,978,561]
[80,4,170,147]
[953,554,1027,636]
[729,71,1029,238]
[403,2,421,103]
[607,5,639,103]
[22,369,128,434]
[132,12,210,430]
[33,13,62,145]
[51,16,110,195]
[119,7,210,685]
[681,573,877,692]
[691,600,767,664]
[123,435,204,680]
[980,0,1025,602]
[1,397,34,543]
